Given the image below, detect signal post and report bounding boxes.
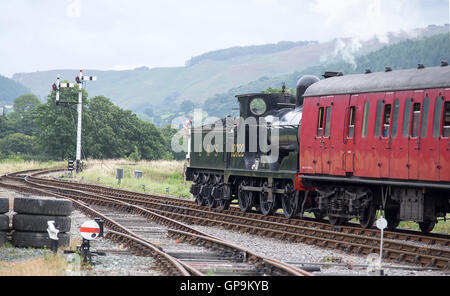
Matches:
[52,70,97,173]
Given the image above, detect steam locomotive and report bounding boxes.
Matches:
[185,64,450,233]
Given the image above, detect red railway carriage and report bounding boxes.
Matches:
[297,65,450,232]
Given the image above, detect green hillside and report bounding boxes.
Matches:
[185,41,317,66]
[0,75,31,106]
[10,25,449,126]
[203,33,450,119]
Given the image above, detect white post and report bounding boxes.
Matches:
[76,70,83,173]
[56,76,60,103]
[187,127,191,160]
[375,216,387,275]
[379,227,384,268]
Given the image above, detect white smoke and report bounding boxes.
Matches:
[312,0,426,68]
[320,38,364,69]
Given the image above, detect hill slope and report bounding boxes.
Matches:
[11,25,449,116]
[203,33,450,119]
[0,75,31,106]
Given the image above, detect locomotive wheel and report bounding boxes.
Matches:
[313,210,325,220]
[193,172,200,183]
[260,184,277,216]
[328,215,344,226]
[206,191,217,209]
[238,181,254,213]
[385,208,400,230]
[419,220,436,234]
[359,203,376,228]
[195,194,206,206]
[219,199,231,211]
[282,189,300,219]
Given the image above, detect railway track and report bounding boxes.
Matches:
[0,169,312,276]
[6,171,450,271]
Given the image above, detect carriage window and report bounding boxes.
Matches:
[403,99,412,138]
[317,107,324,137]
[382,104,392,138]
[324,106,332,138]
[392,99,400,138]
[347,106,356,139]
[433,97,443,138]
[362,101,370,138]
[444,102,450,138]
[374,100,383,137]
[411,103,421,138]
[420,97,430,138]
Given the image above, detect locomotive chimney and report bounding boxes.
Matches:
[296,75,320,106]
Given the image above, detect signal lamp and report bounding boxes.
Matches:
[75,76,81,83]
[52,84,58,91]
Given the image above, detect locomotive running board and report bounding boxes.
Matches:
[300,175,450,190]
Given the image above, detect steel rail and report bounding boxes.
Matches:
[3,172,312,276]
[15,175,450,270]
[23,175,450,247]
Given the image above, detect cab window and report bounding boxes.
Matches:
[433,97,443,138]
[374,100,383,137]
[347,106,356,139]
[391,99,400,138]
[443,102,450,138]
[411,103,421,138]
[420,97,430,138]
[324,106,332,138]
[317,107,324,137]
[382,104,392,138]
[362,101,370,138]
[403,99,412,138]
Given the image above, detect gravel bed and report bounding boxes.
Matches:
[0,184,162,276]
[1,185,449,276]
[67,210,162,276]
[189,224,450,276]
[0,245,50,262]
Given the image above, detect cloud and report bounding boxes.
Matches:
[311,0,444,68]
[0,0,448,77]
[310,0,425,41]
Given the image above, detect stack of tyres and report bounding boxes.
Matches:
[12,197,72,248]
[0,197,9,246]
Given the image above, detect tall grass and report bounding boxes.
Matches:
[0,159,63,175]
[0,252,68,276]
[75,159,192,198]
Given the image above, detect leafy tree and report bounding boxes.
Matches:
[35,85,88,159]
[0,133,38,155]
[161,125,186,160]
[6,94,40,136]
[127,145,142,162]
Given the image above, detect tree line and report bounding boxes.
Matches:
[0,87,183,161]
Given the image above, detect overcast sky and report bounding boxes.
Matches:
[0,0,448,77]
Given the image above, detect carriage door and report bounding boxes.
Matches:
[316,97,334,175]
[419,90,439,181]
[439,91,450,181]
[379,93,395,178]
[344,95,358,174]
[408,91,425,180]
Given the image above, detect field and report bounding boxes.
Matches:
[0,159,63,176]
[73,159,192,199]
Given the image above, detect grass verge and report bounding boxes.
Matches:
[72,159,192,199]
